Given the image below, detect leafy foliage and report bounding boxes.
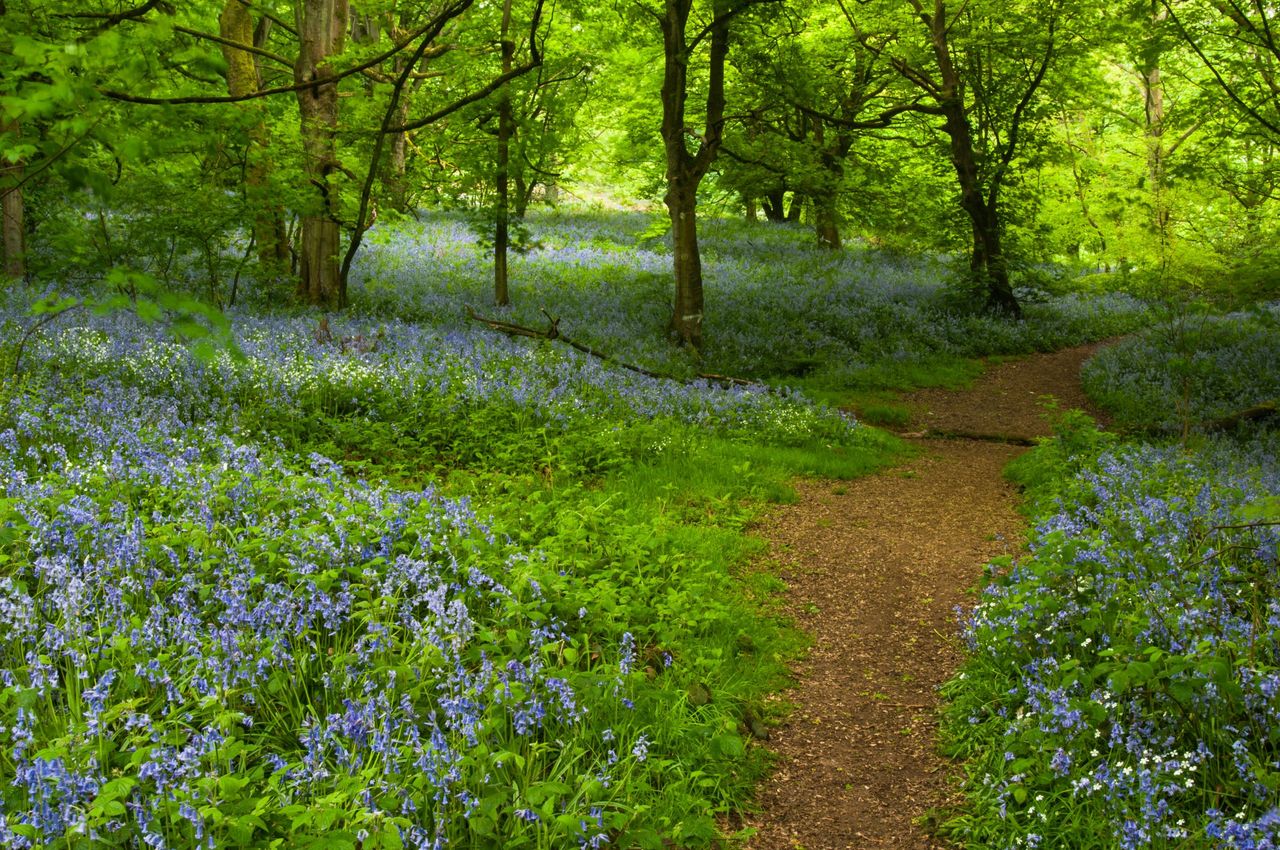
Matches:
[946,421,1280,849]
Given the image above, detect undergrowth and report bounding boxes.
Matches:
[944,411,1280,849]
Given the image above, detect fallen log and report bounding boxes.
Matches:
[1204,400,1278,432]
[465,306,763,389]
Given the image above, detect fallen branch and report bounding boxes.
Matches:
[465,306,762,389]
[1204,400,1278,432]
[907,428,1037,447]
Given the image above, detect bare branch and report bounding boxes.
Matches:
[465,306,763,388]
[100,15,468,105]
[388,0,545,134]
[1162,0,1280,138]
[172,24,293,69]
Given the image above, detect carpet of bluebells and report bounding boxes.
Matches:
[0,280,863,848]
[350,212,1150,380]
[945,412,1280,847]
[1082,306,1280,433]
[0,210,1159,849]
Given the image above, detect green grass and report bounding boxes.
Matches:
[294,412,907,838]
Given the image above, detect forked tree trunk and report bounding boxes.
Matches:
[295,0,349,308]
[903,0,1039,319]
[220,1,289,276]
[940,87,1019,315]
[659,0,736,351]
[1,118,23,280]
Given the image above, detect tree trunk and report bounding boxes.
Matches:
[1,117,23,280]
[383,99,412,213]
[514,174,532,217]
[762,191,786,221]
[814,192,841,249]
[744,194,758,222]
[812,119,846,249]
[295,0,349,308]
[494,0,514,307]
[786,193,805,222]
[658,0,734,350]
[221,1,289,277]
[1143,5,1171,248]
[667,180,704,350]
[941,94,1019,316]
[967,201,1017,314]
[914,0,1023,318]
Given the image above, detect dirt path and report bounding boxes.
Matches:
[745,343,1107,850]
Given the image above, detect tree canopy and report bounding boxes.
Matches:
[3,0,1279,330]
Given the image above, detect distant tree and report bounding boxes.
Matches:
[632,0,779,350]
[217,0,290,277]
[845,0,1066,316]
[729,3,918,249]
[93,0,543,308]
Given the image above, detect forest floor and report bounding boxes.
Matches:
[744,343,1109,850]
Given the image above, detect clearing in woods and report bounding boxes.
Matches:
[746,344,1108,850]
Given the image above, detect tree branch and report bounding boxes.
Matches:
[100,15,464,105]
[172,24,293,69]
[465,306,762,387]
[387,0,545,134]
[339,1,473,287]
[236,0,298,37]
[987,17,1055,208]
[1162,0,1280,138]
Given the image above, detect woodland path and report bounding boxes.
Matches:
[744,343,1109,850]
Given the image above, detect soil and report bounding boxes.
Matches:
[744,343,1106,850]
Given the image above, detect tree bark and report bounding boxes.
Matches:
[294,0,349,308]
[514,173,532,217]
[660,0,735,351]
[926,1,1020,317]
[944,96,1018,315]
[667,179,704,348]
[814,192,841,249]
[762,191,786,221]
[383,99,412,213]
[494,0,515,307]
[220,0,289,276]
[1143,4,1171,247]
[1,117,23,280]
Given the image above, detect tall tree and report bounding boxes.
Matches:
[93,0,544,307]
[219,0,290,276]
[848,0,1062,315]
[494,0,515,306]
[293,0,349,307]
[649,0,776,350]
